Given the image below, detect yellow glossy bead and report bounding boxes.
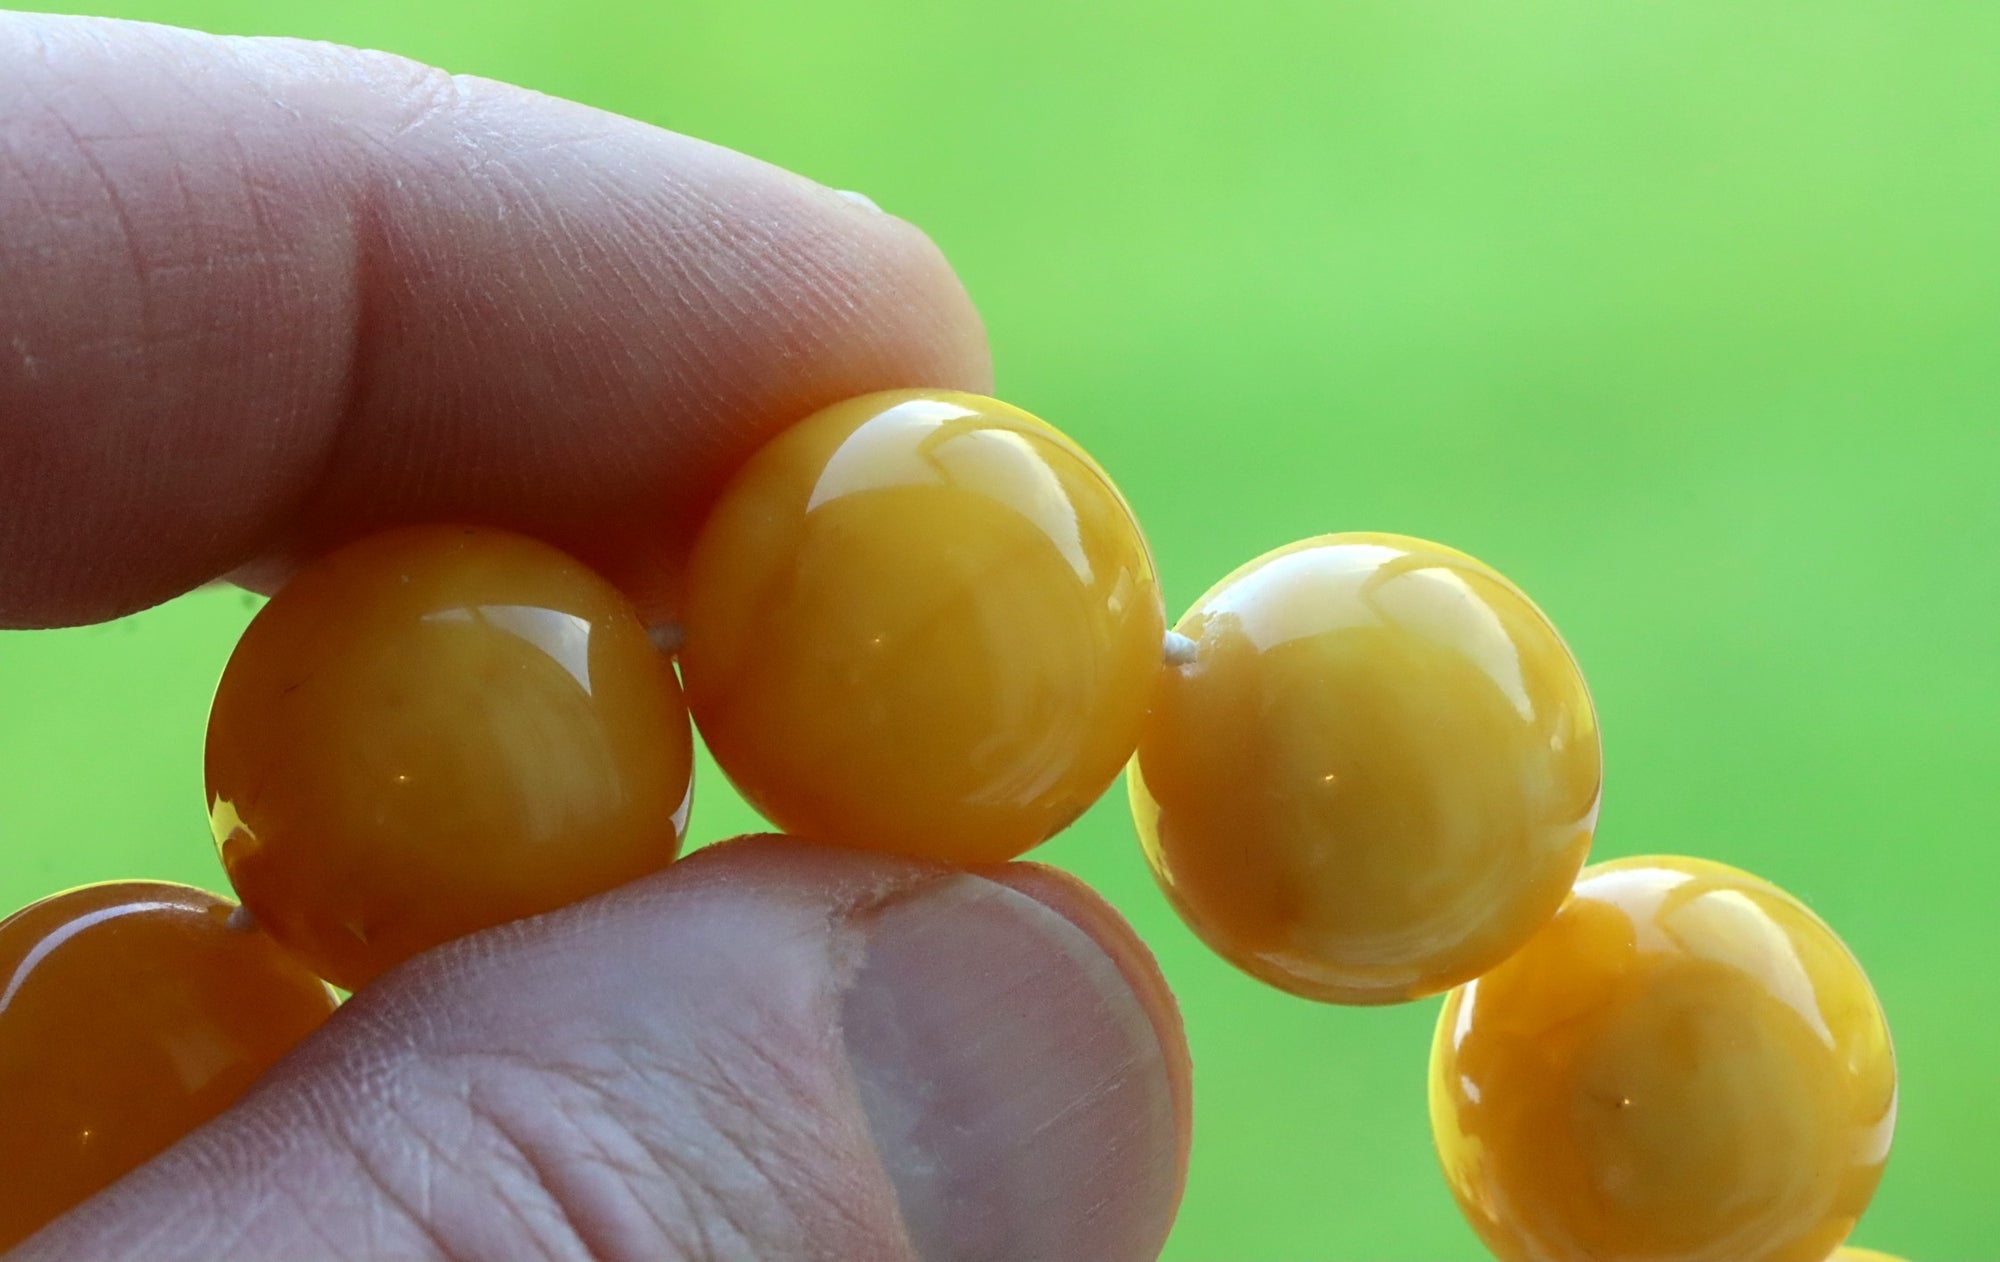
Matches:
[207,525,693,991]
[1128,533,1600,1003]
[1830,1250,1906,1261]
[1430,856,1897,1262]
[0,882,336,1250]
[681,390,1164,863]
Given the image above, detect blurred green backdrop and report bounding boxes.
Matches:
[5,2,1996,1258]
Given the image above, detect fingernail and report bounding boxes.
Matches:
[836,188,883,212]
[842,871,1188,1262]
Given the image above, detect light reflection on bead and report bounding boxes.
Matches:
[0,882,336,1250]
[1431,855,1896,1262]
[1129,533,1600,1004]
[207,525,693,990]
[681,390,1164,863]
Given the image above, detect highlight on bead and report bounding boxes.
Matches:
[680,389,1166,865]
[1129,532,1601,1005]
[0,881,337,1249]
[1430,855,1896,1262]
[206,524,695,991]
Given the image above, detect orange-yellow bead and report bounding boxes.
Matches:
[1129,533,1600,1004]
[681,390,1165,863]
[1430,856,1897,1262]
[0,882,336,1249]
[1830,1250,1906,1261]
[207,525,693,991]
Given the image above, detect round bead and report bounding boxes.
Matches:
[207,525,693,991]
[1128,533,1600,1003]
[0,882,336,1249]
[1430,856,1897,1262]
[681,390,1164,863]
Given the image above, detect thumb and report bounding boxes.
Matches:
[14,838,1191,1262]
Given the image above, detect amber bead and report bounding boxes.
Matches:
[1830,1250,1905,1261]
[207,525,693,991]
[0,882,336,1249]
[1430,855,1897,1262]
[680,390,1165,863]
[1128,533,1600,1004]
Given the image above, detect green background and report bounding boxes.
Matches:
[4,2,1995,1258]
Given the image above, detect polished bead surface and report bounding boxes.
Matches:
[207,525,693,990]
[681,390,1165,863]
[1129,533,1600,1004]
[0,882,336,1249]
[1830,1250,1906,1261]
[1430,856,1897,1262]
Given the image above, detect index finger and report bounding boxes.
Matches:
[0,13,991,628]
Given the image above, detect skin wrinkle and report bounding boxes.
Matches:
[259,901,893,1261]
[526,1041,804,1260]
[213,114,281,252]
[381,65,472,145]
[579,1133,709,1248]
[471,1045,731,1258]
[379,1093,480,1234]
[421,1085,597,1259]
[643,1132,766,1262]
[320,1116,469,1262]
[676,1044,842,1246]
[3,24,351,613]
[95,1142,238,1262]
[254,1179,363,1262]
[41,93,163,391]
[329,101,725,508]
[478,1076,696,1259]
[323,119,464,506]
[295,1049,592,1260]
[217,1059,446,1262]
[609,872,914,1258]
[629,981,881,1258]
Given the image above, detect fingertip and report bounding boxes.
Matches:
[983,862,1194,1191]
[841,865,1187,1261]
[0,14,995,626]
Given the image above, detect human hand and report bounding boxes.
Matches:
[1,13,1190,1260]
